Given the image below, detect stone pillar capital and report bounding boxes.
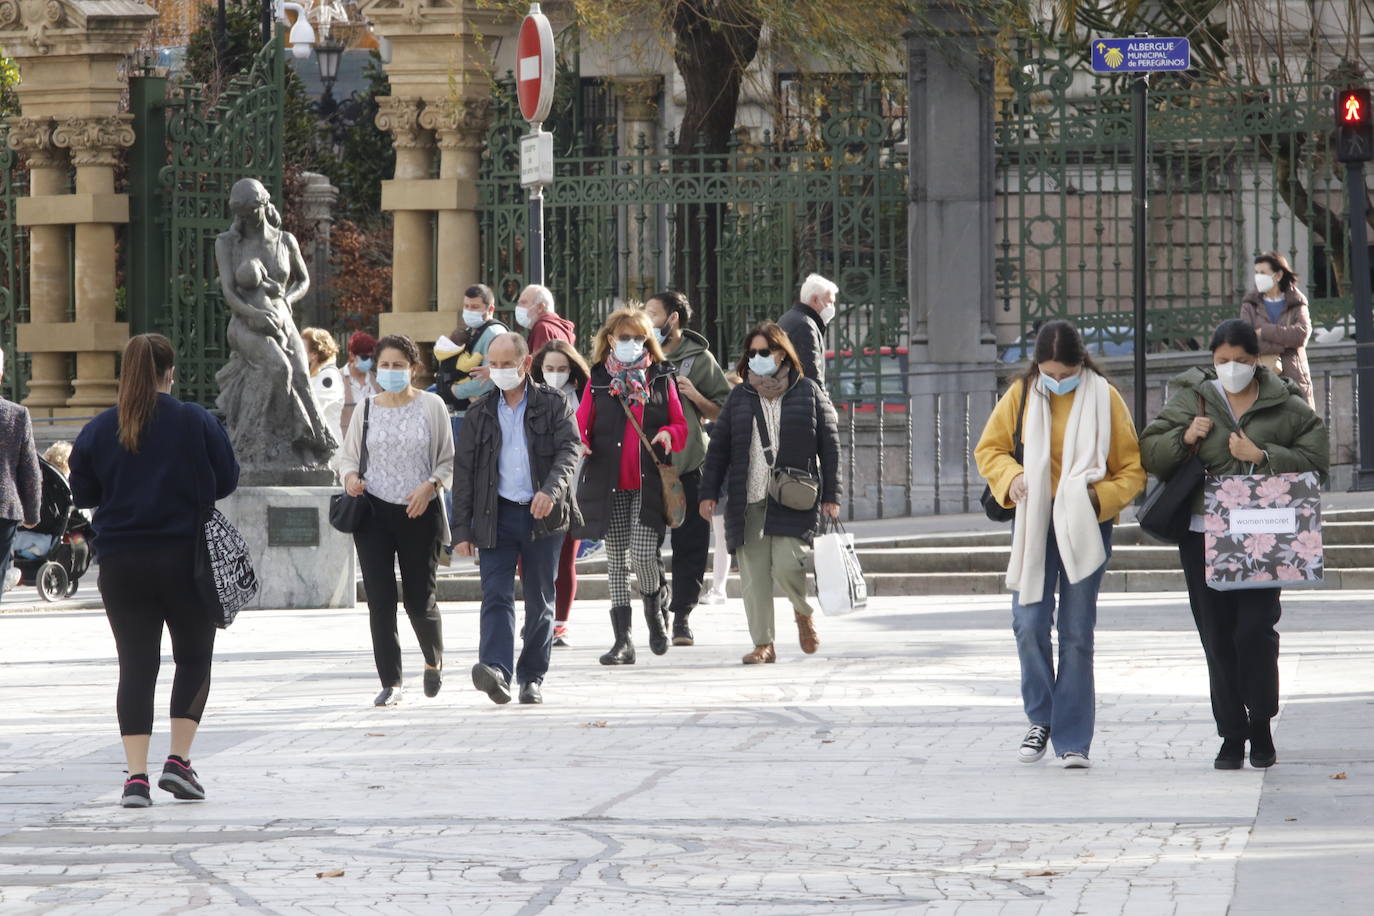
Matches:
[421,97,491,152]
[375,96,434,150]
[51,115,135,168]
[609,76,663,122]
[4,115,63,168]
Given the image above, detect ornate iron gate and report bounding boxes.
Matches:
[0,123,29,403]
[127,35,286,407]
[996,44,1349,357]
[477,78,909,398]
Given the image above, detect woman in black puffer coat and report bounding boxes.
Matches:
[699,321,841,665]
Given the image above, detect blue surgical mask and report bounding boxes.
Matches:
[614,339,645,363]
[653,326,667,345]
[462,309,487,330]
[376,368,410,393]
[1040,371,1080,396]
[749,354,779,377]
[355,357,373,372]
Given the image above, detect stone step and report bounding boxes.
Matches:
[365,563,1374,603]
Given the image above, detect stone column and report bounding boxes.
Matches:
[611,76,662,302]
[5,117,69,409]
[421,96,490,315]
[905,1,1001,514]
[376,96,435,319]
[52,115,135,408]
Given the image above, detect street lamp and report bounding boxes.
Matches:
[315,35,345,112]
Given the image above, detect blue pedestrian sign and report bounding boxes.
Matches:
[1091,37,1191,74]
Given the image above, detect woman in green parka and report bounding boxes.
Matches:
[1140,319,1328,771]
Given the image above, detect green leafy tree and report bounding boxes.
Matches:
[0,51,19,118]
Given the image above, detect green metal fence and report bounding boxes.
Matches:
[477,78,909,396]
[0,124,29,403]
[127,34,286,407]
[996,44,1353,358]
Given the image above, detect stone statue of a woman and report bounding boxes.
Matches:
[215,178,337,482]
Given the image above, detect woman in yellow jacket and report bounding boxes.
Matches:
[975,321,1145,769]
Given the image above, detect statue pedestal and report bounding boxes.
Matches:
[217,486,354,610]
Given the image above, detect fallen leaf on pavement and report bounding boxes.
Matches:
[315,870,345,879]
[367,785,383,790]
[1330,772,1348,780]
[365,733,384,737]
[1023,870,1058,877]
[1284,817,1298,822]
[821,739,835,744]
[581,721,609,728]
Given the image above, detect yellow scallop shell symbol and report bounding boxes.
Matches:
[1104,46,1125,69]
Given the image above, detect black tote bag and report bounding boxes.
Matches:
[980,384,1028,523]
[329,399,372,533]
[1137,393,1207,544]
[184,404,258,628]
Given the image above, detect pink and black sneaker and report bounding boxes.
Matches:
[158,756,205,800]
[121,775,152,808]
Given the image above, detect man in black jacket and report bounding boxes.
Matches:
[0,349,41,596]
[452,333,583,705]
[777,273,838,385]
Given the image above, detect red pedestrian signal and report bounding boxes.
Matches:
[1336,88,1374,162]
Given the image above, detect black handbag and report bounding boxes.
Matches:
[329,399,372,533]
[980,384,1028,523]
[1138,393,1208,544]
[184,405,258,628]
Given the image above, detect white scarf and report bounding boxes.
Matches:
[1006,369,1112,601]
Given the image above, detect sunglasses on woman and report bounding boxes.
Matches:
[746,347,778,359]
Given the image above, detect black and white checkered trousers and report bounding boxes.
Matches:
[605,489,664,608]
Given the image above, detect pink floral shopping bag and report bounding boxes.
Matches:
[1202,472,1324,591]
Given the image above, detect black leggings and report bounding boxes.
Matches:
[98,543,216,736]
[354,495,445,687]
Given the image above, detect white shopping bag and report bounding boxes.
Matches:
[814,519,868,616]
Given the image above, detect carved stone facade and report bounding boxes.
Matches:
[1,0,157,413]
[357,0,506,343]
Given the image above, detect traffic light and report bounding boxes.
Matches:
[1336,87,1374,162]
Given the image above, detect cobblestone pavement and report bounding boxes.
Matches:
[1,590,1370,914]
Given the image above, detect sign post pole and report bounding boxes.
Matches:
[516,3,555,289]
[1336,87,1374,487]
[1131,71,1149,432]
[1091,35,1190,431]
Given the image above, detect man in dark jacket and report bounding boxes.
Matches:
[777,273,838,385]
[452,333,582,706]
[645,291,731,645]
[0,349,42,595]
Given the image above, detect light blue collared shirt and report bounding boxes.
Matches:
[496,386,535,503]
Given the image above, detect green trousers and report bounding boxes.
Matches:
[737,501,814,646]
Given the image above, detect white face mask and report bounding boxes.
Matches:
[463,309,487,329]
[543,370,570,390]
[819,303,836,324]
[489,367,524,391]
[514,306,533,329]
[1254,273,1276,295]
[1215,360,1256,394]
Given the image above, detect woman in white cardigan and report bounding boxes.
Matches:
[338,334,455,707]
[975,321,1145,769]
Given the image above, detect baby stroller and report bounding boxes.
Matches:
[12,458,93,602]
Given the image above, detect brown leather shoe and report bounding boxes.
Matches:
[742,644,776,665]
[795,611,820,654]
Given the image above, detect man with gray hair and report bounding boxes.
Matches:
[517,283,576,353]
[0,348,42,595]
[778,273,839,385]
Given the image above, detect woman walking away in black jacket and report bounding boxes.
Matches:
[70,334,240,808]
[699,322,841,664]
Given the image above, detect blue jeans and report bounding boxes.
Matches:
[1011,521,1112,756]
[478,499,565,685]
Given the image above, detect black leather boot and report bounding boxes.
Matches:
[599,606,636,666]
[1214,737,1245,770]
[643,589,670,655]
[1249,718,1277,768]
[672,611,695,646]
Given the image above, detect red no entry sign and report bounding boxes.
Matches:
[517,4,555,124]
